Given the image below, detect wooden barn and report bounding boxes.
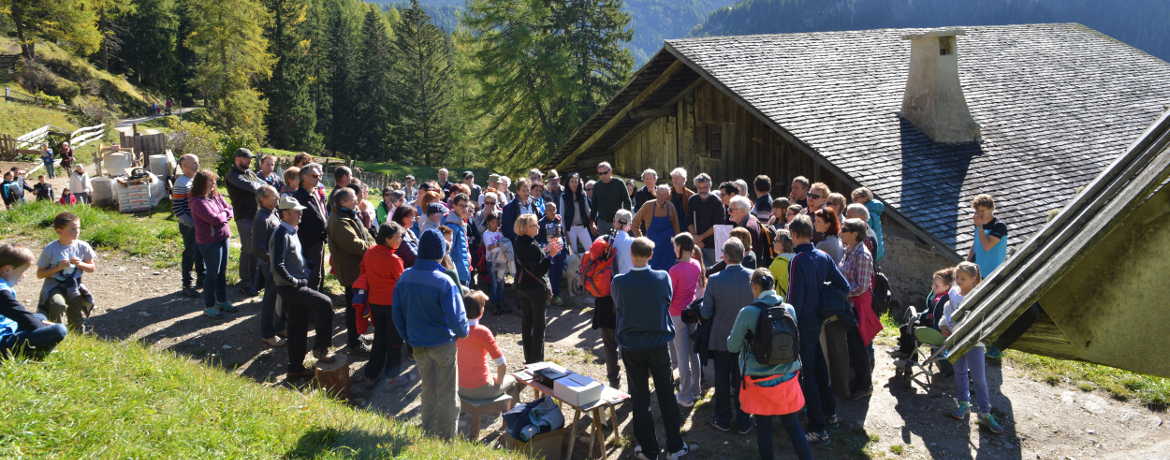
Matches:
[548,23,1170,300]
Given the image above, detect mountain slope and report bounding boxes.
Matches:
[691,0,1170,61]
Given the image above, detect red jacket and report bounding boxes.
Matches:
[354,244,404,306]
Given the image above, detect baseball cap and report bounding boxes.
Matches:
[234,147,255,159]
[277,196,305,211]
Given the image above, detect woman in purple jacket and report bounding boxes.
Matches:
[190,170,237,318]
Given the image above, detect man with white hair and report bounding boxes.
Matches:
[669,167,693,224]
[633,168,658,211]
[845,202,877,257]
[437,168,452,193]
[173,154,205,297]
[728,195,767,264]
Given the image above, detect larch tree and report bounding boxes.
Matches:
[185,0,274,142]
[1,0,101,60]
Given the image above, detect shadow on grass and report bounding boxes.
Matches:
[285,426,410,459]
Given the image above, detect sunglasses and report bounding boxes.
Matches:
[807,193,823,200]
[597,170,611,175]
[484,201,497,205]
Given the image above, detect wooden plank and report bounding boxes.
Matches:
[555,60,685,171]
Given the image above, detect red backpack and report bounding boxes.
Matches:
[580,235,615,298]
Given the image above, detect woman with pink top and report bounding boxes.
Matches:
[189,170,236,318]
[668,232,705,407]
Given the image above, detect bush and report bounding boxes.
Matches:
[17,61,80,101]
[72,95,118,127]
[33,91,64,107]
[166,119,223,167]
[215,130,260,178]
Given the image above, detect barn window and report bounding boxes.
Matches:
[705,125,722,159]
[939,36,954,56]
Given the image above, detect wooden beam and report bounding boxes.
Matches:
[630,107,672,121]
[555,60,685,171]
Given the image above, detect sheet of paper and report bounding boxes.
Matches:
[713,224,733,262]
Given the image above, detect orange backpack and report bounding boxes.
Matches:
[579,236,614,298]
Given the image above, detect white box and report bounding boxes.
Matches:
[553,372,603,407]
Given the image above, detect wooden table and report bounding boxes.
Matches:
[512,368,630,460]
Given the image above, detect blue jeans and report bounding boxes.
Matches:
[756,413,812,460]
[0,323,67,358]
[549,249,567,297]
[798,339,836,433]
[490,279,504,308]
[954,346,991,413]
[43,159,55,178]
[179,223,205,288]
[197,239,228,307]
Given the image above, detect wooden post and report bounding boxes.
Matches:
[313,357,350,399]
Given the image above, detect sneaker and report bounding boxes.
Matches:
[667,442,695,459]
[181,287,200,298]
[708,419,731,432]
[805,430,830,445]
[217,302,240,313]
[551,296,562,306]
[634,445,658,460]
[203,307,223,318]
[949,400,971,420]
[677,396,694,408]
[261,336,287,347]
[735,421,753,435]
[978,413,1006,434]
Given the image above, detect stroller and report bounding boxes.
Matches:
[890,298,951,389]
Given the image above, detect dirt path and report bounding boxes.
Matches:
[2,238,1167,459]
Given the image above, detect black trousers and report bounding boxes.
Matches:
[364,305,403,380]
[622,345,684,455]
[301,241,325,291]
[798,339,836,433]
[713,350,751,428]
[278,285,334,372]
[517,287,547,364]
[846,325,874,395]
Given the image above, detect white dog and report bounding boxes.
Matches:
[563,252,583,299]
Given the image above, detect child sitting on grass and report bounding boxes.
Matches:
[940,261,1005,434]
[456,290,519,400]
[0,243,68,358]
[36,212,97,333]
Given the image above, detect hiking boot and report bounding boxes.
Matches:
[217,302,240,313]
[978,413,1006,434]
[949,400,971,420]
[805,430,830,445]
[735,421,753,435]
[181,286,200,298]
[262,336,287,347]
[203,307,223,318]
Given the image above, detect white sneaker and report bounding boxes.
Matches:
[668,442,696,459]
[261,336,287,347]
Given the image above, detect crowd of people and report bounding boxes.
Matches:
[0,151,1016,459]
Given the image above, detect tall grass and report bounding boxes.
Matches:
[0,334,527,459]
[0,200,182,267]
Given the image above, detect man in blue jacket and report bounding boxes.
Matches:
[612,237,692,459]
[393,228,469,440]
[787,214,847,444]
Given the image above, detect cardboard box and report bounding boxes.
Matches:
[553,372,603,407]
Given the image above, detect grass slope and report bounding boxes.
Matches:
[0,103,78,138]
[0,200,182,268]
[0,334,524,459]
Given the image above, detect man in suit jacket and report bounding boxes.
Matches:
[700,236,754,433]
[292,163,329,291]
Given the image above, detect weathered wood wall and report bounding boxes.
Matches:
[612,80,850,194]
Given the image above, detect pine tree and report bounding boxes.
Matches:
[390,0,458,166]
[353,8,397,160]
[319,0,363,155]
[264,0,323,151]
[463,0,633,169]
[120,0,181,94]
[186,0,274,142]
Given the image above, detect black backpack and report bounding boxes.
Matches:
[872,272,895,317]
[746,301,800,366]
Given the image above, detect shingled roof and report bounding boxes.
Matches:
[554,23,1170,255]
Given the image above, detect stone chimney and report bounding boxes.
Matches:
[900,29,981,144]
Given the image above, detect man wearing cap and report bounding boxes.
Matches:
[226,147,268,296]
[393,228,469,439]
[270,195,336,378]
[461,171,481,202]
[545,170,562,202]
